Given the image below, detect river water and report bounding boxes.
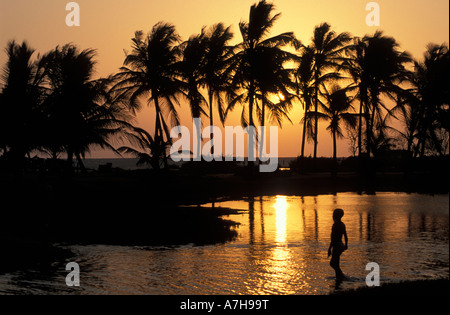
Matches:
[0,192,448,295]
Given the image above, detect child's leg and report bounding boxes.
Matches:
[330,251,344,278]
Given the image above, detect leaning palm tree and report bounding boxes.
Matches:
[112,22,182,169]
[309,23,352,159]
[227,0,299,165]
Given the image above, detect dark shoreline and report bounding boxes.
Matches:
[1,169,447,244]
[331,278,450,296]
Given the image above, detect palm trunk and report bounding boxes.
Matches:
[332,130,338,177]
[358,86,368,158]
[332,130,337,161]
[153,94,163,170]
[358,99,363,157]
[301,107,308,158]
[259,95,266,164]
[248,83,255,169]
[209,89,214,156]
[76,153,86,173]
[313,76,319,159]
[365,107,372,157]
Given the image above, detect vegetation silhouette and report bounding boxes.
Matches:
[111,22,183,170]
[1,0,448,175]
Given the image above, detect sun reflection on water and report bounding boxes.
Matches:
[274,195,288,244]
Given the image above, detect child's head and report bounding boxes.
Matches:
[333,208,344,222]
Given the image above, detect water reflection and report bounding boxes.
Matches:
[274,196,288,244]
[0,193,447,295]
[212,193,448,294]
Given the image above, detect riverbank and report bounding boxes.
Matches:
[331,278,450,295]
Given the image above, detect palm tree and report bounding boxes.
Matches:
[254,44,296,127]
[344,32,411,157]
[254,45,296,160]
[176,31,209,159]
[41,44,130,170]
[177,32,208,120]
[0,40,46,170]
[320,85,357,162]
[309,23,352,159]
[296,46,315,158]
[227,0,299,164]
[409,43,449,157]
[117,125,171,170]
[341,37,367,157]
[202,23,234,155]
[112,22,183,169]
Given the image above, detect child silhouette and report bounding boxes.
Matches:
[328,208,348,280]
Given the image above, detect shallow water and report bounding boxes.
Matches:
[0,192,448,295]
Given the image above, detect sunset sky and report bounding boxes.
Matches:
[1,0,449,158]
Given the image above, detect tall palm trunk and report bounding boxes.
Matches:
[332,129,338,177]
[301,107,308,158]
[259,94,266,164]
[209,89,215,155]
[153,94,164,170]
[248,83,256,168]
[313,73,319,159]
[358,86,368,157]
[332,130,337,161]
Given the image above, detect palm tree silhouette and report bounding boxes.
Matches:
[202,23,234,155]
[296,46,315,158]
[227,0,298,165]
[176,31,209,159]
[117,125,171,170]
[41,44,130,171]
[320,85,357,164]
[344,31,411,158]
[408,44,449,157]
[0,41,46,170]
[113,22,182,169]
[308,23,352,159]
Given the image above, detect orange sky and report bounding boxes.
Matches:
[1,0,449,158]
